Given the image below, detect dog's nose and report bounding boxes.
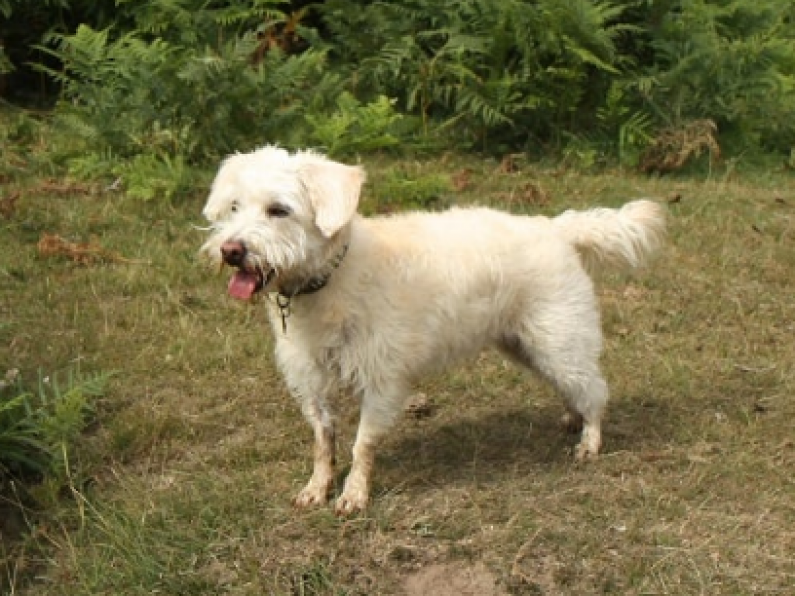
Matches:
[220,240,247,267]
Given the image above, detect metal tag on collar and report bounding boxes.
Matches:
[276,293,291,334]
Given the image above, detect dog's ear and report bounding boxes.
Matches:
[300,160,365,238]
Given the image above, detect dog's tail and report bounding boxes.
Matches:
[552,199,666,273]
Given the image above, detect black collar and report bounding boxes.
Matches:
[274,243,349,333]
[277,243,349,298]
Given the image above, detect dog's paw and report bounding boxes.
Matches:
[574,427,601,461]
[574,443,599,461]
[293,481,331,509]
[334,492,368,516]
[334,479,369,516]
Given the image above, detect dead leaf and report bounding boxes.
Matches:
[37,180,96,195]
[0,191,20,219]
[622,285,648,301]
[639,119,720,174]
[451,168,472,192]
[500,155,516,173]
[405,392,435,419]
[499,154,524,174]
[37,233,128,264]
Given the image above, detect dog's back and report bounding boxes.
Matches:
[359,200,665,279]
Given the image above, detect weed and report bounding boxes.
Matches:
[0,369,108,484]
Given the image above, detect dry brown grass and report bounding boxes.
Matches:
[1,156,794,595]
[639,120,721,174]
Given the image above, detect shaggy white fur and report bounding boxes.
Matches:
[201,146,666,515]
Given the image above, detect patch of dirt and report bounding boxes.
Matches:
[403,562,507,596]
[404,392,436,419]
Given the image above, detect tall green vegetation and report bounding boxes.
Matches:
[322,0,633,149]
[2,0,795,188]
[1,368,109,504]
[636,0,795,153]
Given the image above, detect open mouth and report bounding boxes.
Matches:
[227,266,274,301]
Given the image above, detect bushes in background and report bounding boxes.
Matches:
[1,0,794,191]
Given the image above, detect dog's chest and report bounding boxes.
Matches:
[273,300,365,383]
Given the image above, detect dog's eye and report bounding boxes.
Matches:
[230,202,239,213]
[267,204,291,218]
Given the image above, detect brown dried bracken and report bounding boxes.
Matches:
[37,233,128,264]
[451,168,472,192]
[250,8,309,64]
[639,119,720,174]
[0,191,20,219]
[36,179,96,195]
[517,181,550,206]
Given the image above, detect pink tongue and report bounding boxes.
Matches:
[228,271,258,300]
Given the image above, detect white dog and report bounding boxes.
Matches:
[201,146,666,515]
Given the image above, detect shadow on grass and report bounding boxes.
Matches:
[372,394,684,494]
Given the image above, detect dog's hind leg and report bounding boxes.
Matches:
[500,299,608,460]
[555,373,606,460]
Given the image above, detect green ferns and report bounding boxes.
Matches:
[307,93,408,158]
[0,369,108,487]
[3,0,795,190]
[327,0,634,147]
[40,25,341,170]
[641,0,795,152]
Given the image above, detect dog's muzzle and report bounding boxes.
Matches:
[220,240,274,300]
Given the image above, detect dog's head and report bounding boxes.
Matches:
[200,146,365,300]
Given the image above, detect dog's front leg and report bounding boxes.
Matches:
[293,402,335,508]
[293,400,336,508]
[279,354,338,509]
[335,389,403,515]
[335,430,376,515]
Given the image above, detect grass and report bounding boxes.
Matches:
[1,151,794,595]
